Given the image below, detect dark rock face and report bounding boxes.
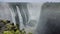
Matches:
[36,3,60,34]
[46,19,60,34]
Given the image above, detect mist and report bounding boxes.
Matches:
[1,3,60,34]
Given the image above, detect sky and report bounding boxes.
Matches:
[0,0,60,3]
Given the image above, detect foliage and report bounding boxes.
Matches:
[0,20,32,34]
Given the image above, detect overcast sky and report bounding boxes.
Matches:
[0,0,60,3]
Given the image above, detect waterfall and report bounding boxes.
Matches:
[22,5,28,25]
[16,6,24,30]
[9,7,16,25]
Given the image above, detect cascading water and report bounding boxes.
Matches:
[9,6,16,25]
[16,6,24,30]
